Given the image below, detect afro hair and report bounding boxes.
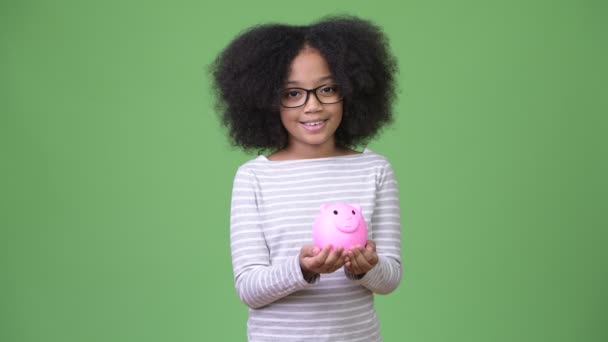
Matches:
[210,15,398,153]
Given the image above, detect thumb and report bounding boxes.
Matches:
[365,240,376,252]
[301,245,321,257]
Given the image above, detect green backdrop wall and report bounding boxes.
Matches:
[1,0,606,341]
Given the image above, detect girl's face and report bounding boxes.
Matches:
[279,47,343,153]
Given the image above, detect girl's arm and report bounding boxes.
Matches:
[229,166,317,309]
[345,160,403,294]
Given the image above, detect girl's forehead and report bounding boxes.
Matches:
[285,48,333,86]
[285,75,334,87]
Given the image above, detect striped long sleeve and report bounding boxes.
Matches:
[230,168,316,309]
[344,162,402,293]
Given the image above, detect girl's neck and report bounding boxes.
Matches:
[269,143,358,161]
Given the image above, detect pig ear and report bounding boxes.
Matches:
[321,203,331,212]
[351,204,362,212]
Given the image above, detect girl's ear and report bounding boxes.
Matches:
[320,203,331,212]
[350,204,362,212]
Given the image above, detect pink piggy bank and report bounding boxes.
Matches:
[313,203,368,250]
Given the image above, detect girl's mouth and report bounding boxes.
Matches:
[300,120,328,131]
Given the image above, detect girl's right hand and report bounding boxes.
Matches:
[299,244,345,280]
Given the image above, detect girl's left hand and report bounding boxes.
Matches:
[344,240,379,275]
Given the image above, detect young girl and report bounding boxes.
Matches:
[211,15,402,341]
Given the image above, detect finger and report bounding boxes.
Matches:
[311,244,332,268]
[344,251,353,269]
[332,248,346,270]
[365,240,376,252]
[363,241,379,267]
[347,246,362,273]
[299,245,319,273]
[348,248,363,274]
[350,245,364,261]
[301,245,321,258]
[322,247,343,272]
[353,248,373,271]
[362,248,379,267]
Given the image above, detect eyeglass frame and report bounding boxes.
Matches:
[277,83,344,108]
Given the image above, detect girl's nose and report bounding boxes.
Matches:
[303,93,322,113]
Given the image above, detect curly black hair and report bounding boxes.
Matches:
[210,15,398,152]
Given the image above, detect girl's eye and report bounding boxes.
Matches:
[352,210,355,215]
[318,84,340,98]
[333,210,338,215]
[282,90,303,98]
[320,86,334,93]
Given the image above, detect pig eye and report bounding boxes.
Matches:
[352,210,355,215]
[333,210,338,215]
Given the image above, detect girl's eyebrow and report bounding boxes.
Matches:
[285,75,334,86]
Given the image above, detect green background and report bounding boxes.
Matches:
[1,0,606,341]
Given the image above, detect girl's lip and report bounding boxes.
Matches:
[300,120,327,132]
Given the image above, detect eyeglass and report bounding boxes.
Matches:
[278,83,343,108]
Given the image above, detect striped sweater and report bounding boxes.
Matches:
[229,148,402,341]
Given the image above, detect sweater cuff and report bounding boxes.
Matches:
[291,254,319,286]
[344,268,366,280]
[344,255,387,286]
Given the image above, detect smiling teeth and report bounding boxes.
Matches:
[303,121,324,126]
